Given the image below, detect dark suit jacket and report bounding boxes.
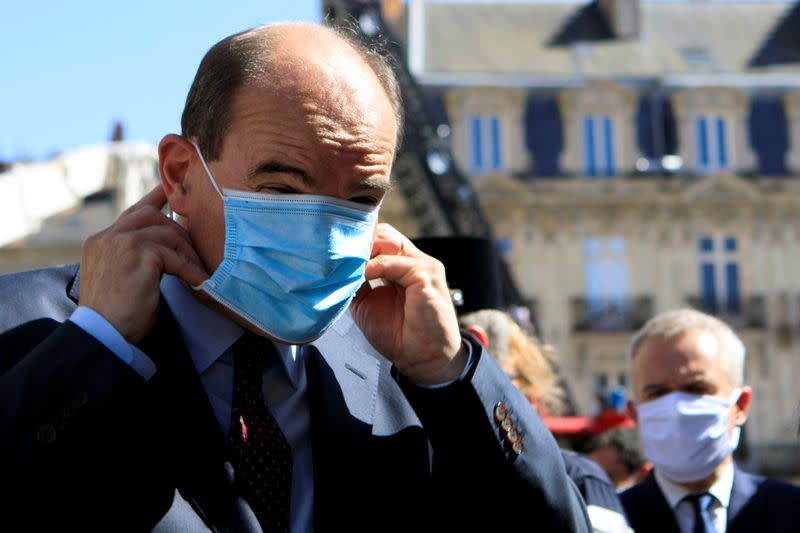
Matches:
[620,468,800,533]
[561,449,629,520]
[0,264,591,532]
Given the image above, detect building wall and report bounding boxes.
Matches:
[380,79,800,474]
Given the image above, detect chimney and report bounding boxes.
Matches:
[110,120,124,142]
[598,0,640,39]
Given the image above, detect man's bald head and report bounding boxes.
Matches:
[181,22,403,161]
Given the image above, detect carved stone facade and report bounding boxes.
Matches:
[558,82,639,176]
[444,88,529,176]
[671,88,757,174]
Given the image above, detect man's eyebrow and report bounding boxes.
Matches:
[354,178,393,195]
[642,383,668,395]
[248,160,314,187]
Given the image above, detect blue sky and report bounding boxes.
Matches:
[1,1,321,161]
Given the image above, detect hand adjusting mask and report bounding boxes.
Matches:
[191,142,378,344]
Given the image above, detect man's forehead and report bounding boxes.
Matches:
[636,329,729,377]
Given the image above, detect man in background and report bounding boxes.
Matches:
[622,308,800,532]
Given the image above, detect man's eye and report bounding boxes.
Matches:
[349,195,381,206]
[258,186,296,194]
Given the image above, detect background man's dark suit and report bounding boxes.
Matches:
[0,264,591,531]
[621,469,800,533]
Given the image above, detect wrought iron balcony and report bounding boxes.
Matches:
[685,294,766,329]
[571,296,654,332]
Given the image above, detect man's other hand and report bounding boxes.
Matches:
[351,223,468,386]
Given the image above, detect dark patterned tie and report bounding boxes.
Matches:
[683,492,716,533]
[228,332,293,532]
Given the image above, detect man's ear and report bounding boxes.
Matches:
[158,134,196,216]
[627,399,638,424]
[733,386,753,426]
[463,324,489,348]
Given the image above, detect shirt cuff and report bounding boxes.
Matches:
[69,306,157,381]
[417,339,475,390]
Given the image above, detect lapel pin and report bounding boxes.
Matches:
[239,415,249,443]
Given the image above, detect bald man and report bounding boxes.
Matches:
[0,23,590,532]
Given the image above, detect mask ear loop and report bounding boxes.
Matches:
[189,141,224,292]
[191,141,224,198]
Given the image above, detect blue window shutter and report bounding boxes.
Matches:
[490,116,502,170]
[699,236,714,253]
[603,116,615,177]
[716,117,727,168]
[748,97,789,176]
[470,116,483,171]
[726,262,741,313]
[724,236,737,252]
[584,116,596,177]
[525,96,564,177]
[636,96,655,158]
[701,263,717,314]
[697,117,709,169]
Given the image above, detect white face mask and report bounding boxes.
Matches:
[636,389,742,484]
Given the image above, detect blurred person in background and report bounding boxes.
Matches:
[582,426,652,491]
[461,308,632,533]
[622,308,800,533]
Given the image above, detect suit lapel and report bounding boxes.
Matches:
[306,312,434,530]
[641,472,683,533]
[728,467,757,525]
[306,313,381,531]
[140,299,236,526]
[69,268,234,527]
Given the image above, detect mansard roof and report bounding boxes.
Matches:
[415,1,800,84]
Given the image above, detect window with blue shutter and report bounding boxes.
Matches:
[695,115,730,173]
[697,235,741,315]
[470,116,483,171]
[583,115,615,178]
[468,114,503,174]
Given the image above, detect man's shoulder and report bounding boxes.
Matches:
[619,472,657,504]
[561,449,613,483]
[0,263,78,287]
[737,468,800,498]
[0,263,79,331]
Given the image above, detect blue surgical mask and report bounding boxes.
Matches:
[191,143,378,344]
[636,389,742,484]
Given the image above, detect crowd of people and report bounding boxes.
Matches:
[1,20,800,533]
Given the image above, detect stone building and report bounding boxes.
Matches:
[379,0,800,475]
[0,142,160,274]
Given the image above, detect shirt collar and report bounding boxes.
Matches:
[159,275,303,388]
[655,461,735,510]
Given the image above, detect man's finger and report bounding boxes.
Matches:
[371,224,423,259]
[147,239,209,287]
[121,185,168,217]
[365,254,446,291]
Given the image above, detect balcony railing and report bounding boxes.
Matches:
[685,294,766,329]
[571,296,654,332]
